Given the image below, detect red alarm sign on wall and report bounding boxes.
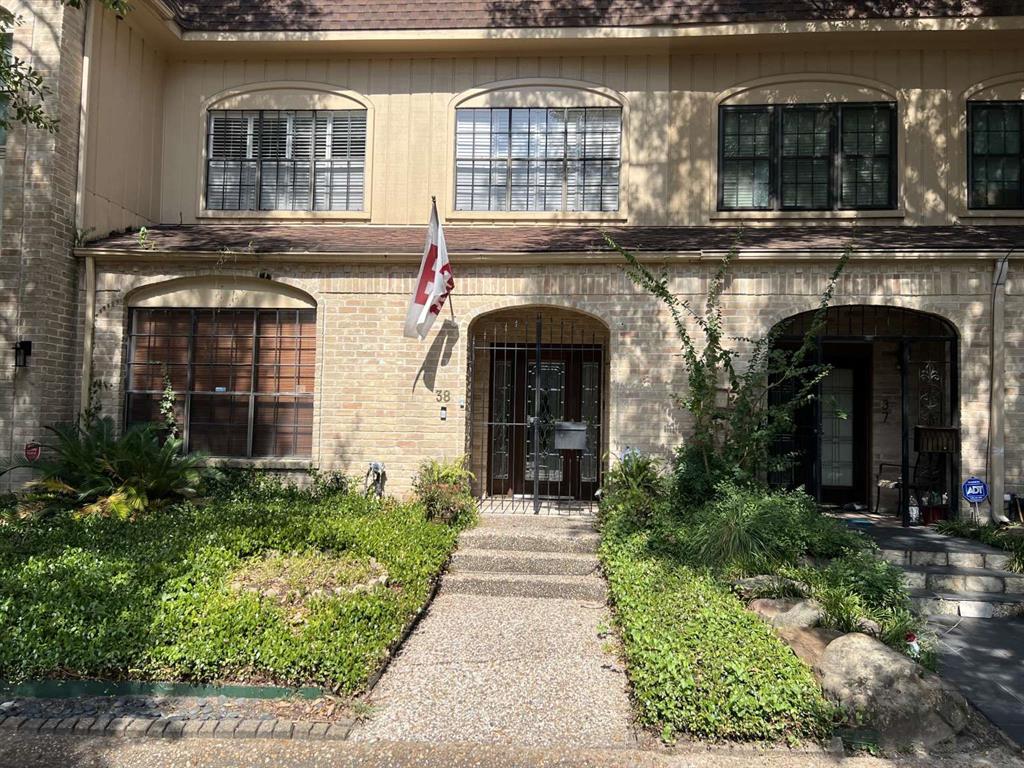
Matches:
[24,442,40,462]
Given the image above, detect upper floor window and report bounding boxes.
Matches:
[718,103,896,211]
[205,109,366,212]
[126,308,316,458]
[455,107,621,212]
[969,102,1022,209]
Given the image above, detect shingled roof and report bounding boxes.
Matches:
[170,1,1023,33]
[83,224,1024,255]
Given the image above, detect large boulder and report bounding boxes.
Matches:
[775,626,842,671]
[748,597,823,629]
[814,633,971,750]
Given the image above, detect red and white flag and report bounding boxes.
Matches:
[404,198,454,340]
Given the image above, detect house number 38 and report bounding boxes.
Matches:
[435,390,451,403]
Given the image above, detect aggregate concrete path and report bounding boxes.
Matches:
[3,731,1022,768]
[350,515,635,748]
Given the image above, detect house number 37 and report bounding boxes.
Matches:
[435,390,451,403]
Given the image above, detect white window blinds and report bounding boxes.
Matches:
[206,109,366,212]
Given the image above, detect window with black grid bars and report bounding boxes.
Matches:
[718,102,896,211]
[969,102,1023,210]
[206,109,366,212]
[454,107,621,212]
[125,308,315,458]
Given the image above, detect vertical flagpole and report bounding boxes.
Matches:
[432,195,456,321]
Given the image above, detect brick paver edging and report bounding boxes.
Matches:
[0,714,353,741]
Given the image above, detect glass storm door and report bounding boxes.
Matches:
[526,360,567,493]
[821,368,855,490]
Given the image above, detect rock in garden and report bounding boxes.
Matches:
[775,626,842,671]
[814,632,970,750]
[855,617,882,636]
[748,597,823,629]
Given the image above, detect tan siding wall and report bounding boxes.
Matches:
[81,6,167,236]
[133,42,1024,231]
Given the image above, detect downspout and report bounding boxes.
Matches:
[76,0,98,419]
[989,252,1011,523]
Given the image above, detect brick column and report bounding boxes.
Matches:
[0,1,86,486]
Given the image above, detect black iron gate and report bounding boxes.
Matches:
[468,311,605,515]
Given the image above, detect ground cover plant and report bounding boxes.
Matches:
[0,469,469,691]
[598,479,832,742]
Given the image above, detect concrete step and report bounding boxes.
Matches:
[450,548,600,577]
[460,527,601,555]
[880,547,1010,571]
[477,514,598,533]
[910,588,1024,619]
[902,564,1024,595]
[440,572,607,602]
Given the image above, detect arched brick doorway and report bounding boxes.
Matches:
[467,306,610,514]
[772,305,959,526]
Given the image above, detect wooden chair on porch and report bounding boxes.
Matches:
[874,427,958,516]
[874,462,903,515]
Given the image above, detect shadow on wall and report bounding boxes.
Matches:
[414,318,460,394]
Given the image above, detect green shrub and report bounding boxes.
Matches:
[306,467,351,500]
[0,478,462,691]
[603,450,664,524]
[672,445,736,509]
[2,418,214,520]
[818,549,907,614]
[673,481,869,576]
[599,499,831,742]
[412,456,477,526]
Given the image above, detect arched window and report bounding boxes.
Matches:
[452,80,626,214]
[716,76,899,212]
[202,84,371,214]
[125,278,316,458]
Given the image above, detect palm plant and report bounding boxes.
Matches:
[2,417,213,520]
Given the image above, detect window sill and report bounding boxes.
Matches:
[957,210,1024,220]
[445,209,627,224]
[202,457,311,471]
[198,210,371,222]
[710,209,905,223]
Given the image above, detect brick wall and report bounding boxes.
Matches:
[0,1,86,487]
[84,257,1004,504]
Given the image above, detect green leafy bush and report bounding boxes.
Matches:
[613,234,848,498]
[412,456,478,526]
[599,494,831,742]
[2,418,213,520]
[0,475,465,690]
[602,450,664,524]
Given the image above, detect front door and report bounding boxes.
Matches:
[819,345,872,505]
[487,346,602,501]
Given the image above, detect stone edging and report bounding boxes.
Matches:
[0,714,353,741]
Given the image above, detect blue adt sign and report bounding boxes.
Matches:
[962,477,989,504]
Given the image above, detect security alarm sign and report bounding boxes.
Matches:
[24,442,40,462]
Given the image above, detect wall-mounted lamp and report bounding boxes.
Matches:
[13,340,31,368]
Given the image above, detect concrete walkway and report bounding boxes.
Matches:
[930,615,1024,746]
[4,731,1024,768]
[350,515,635,748]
